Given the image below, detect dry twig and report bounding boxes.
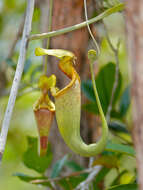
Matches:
[0,0,35,162]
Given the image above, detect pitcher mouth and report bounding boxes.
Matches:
[33,103,55,112]
[54,70,80,98]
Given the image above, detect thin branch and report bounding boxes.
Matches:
[75,166,102,190]
[30,166,101,184]
[29,3,124,41]
[89,157,94,168]
[7,17,25,59]
[0,0,35,162]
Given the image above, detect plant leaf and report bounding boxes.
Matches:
[95,167,110,184]
[105,142,135,157]
[82,102,99,114]
[82,80,96,102]
[14,173,52,187]
[58,176,86,190]
[22,137,53,174]
[6,58,16,70]
[82,62,122,114]
[108,121,129,133]
[51,155,68,178]
[14,172,42,182]
[110,170,127,186]
[23,59,32,74]
[92,167,110,189]
[110,110,123,119]
[65,160,84,172]
[119,85,130,117]
[30,65,42,82]
[93,155,119,168]
[107,184,138,190]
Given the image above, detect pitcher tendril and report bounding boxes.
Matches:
[35,47,108,157]
[84,0,100,56]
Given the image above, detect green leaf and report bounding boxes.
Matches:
[30,65,42,82]
[108,122,132,143]
[0,14,3,33]
[107,184,138,190]
[14,173,52,187]
[58,176,86,190]
[58,178,72,190]
[22,137,53,174]
[51,155,68,178]
[82,102,98,114]
[110,170,127,186]
[14,172,44,182]
[65,160,87,178]
[108,121,129,133]
[65,160,84,172]
[105,141,135,157]
[119,85,130,117]
[6,58,16,70]
[110,110,123,119]
[93,155,119,168]
[92,167,110,189]
[82,80,96,102]
[82,63,122,114]
[95,167,110,184]
[23,59,32,74]
[14,172,41,182]
[33,7,40,22]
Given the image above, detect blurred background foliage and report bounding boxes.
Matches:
[0,0,137,190]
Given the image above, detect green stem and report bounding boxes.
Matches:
[47,0,53,49]
[84,0,100,56]
[89,60,106,124]
[29,3,124,41]
[44,0,53,75]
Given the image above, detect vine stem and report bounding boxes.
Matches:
[0,0,35,162]
[83,1,102,189]
[77,58,106,190]
[84,0,100,56]
[29,3,124,41]
[44,0,53,75]
[46,0,53,49]
[89,59,106,124]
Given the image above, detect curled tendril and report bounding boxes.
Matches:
[35,47,108,157]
